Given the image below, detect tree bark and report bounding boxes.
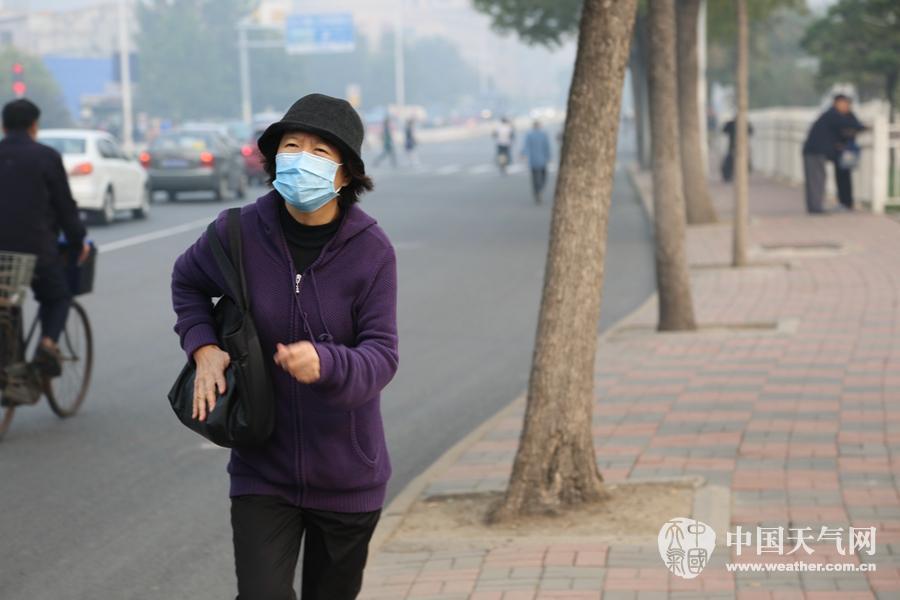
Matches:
[676,0,717,224]
[491,0,637,522]
[732,0,749,267]
[648,0,697,332]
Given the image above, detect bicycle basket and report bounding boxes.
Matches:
[0,252,36,307]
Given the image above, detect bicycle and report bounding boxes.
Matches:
[0,251,94,441]
[496,145,511,175]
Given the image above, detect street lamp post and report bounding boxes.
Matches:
[237,21,286,127]
[117,0,134,151]
[394,0,406,111]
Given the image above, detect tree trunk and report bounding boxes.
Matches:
[630,13,652,169]
[732,0,749,267]
[676,0,717,224]
[648,0,697,332]
[491,0,637,522]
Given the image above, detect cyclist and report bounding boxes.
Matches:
[0,99,89,378]
[493,116,515,174]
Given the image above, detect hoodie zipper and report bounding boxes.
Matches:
[275,230,306,505]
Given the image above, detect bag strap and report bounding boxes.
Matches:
[206,208,247,311]
[226,207,250,310]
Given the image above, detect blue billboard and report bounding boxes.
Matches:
[284,13,355,55]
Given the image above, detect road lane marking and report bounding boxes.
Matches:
[98,216,214,253]
[434,164,462,175]
[99,215,423,256]
[468,164,494,175]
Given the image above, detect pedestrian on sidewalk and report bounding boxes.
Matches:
[171,93,399,600]
[720,117,753,182]
[404,117,418,167]
[802,94,865,213]
[373,115,396,168]
[521,119,552,204]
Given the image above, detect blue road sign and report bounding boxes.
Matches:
[285,13,355,55]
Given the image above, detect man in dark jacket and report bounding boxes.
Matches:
[802,94,865,213]
[0,99,88,377]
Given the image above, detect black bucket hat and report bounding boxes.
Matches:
[257,93,365,172]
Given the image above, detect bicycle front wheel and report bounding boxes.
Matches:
[45,301,93,418]
[0,405,14,440]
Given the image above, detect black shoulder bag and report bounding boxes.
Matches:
[168,208,274,448]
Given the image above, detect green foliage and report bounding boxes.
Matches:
[136,0,477,118]
[247,30,478,114]
[706,0,806,44]
[401,36,481,108]
[802,0,900,108]
[471,0,581,47]
[135,0,256,120]
[707,3,817,108]
[0,48,71,127]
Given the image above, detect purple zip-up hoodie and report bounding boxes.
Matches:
[171,191,398,512]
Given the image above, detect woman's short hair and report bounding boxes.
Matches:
[261,131,373,208]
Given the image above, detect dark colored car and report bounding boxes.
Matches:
[241,128,266,185]
[141,131,246,201]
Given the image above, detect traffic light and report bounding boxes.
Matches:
[11,62,25,97]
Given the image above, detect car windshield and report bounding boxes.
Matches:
[151,133,214,151]
[40,137,87,155]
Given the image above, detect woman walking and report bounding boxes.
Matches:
[171,93,398,600]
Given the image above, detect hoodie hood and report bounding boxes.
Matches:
[255,190,378,270]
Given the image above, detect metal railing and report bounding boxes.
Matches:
[748,100,898,213]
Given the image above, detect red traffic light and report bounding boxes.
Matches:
[11,81,26,97]
[12,63,23,75]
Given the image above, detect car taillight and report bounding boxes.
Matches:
[200,151,215,166]
[241,145,253,157]
[70,162,93,176]
[139,151,151,168]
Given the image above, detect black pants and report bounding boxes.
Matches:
[231,495,381,600]
[31,261,71,342]
[530,166,547,197]
[833,162,853,208]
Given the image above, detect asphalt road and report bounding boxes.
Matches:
[0,129,654,599]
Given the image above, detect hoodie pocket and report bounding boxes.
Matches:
[302,408,381,492]
[350,409,379,466]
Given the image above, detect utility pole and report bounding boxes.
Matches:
[117,0,134,151]
[238,22,252,126]
[237,21,284,126]
[393,0,406,110]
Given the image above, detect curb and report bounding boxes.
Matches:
[370,197,662,558]
[369,392,526,555]
[625,162,655,220]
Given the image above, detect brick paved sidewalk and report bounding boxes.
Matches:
[360,172,900,599]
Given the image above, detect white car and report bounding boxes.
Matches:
[38,129,150,224]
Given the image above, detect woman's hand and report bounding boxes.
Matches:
[192,344,230,421]
[274,342,320,383]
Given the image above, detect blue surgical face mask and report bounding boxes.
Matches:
[273,151,343,213]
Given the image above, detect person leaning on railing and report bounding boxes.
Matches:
[802,94,866,214]
[0,99,90,377]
